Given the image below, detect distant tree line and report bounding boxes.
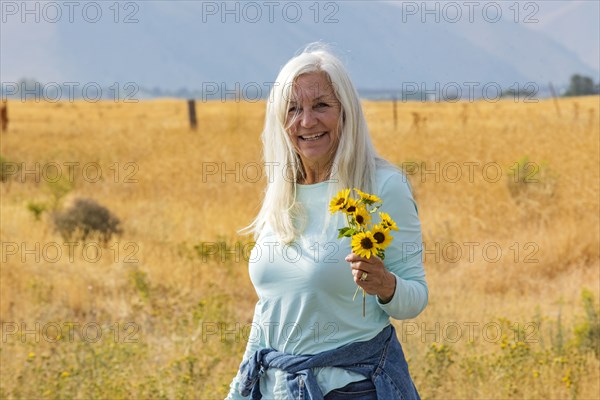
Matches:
[563,74,600,97]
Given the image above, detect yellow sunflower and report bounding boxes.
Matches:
[371,224,393,250]
[379,212,399,231]
[342,198,358,215]
[354,188,382,204]
[329,189,351,214]
[353,206,372,227]
[351,231,378,259]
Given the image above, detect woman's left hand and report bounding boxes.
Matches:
[345,253,396,303]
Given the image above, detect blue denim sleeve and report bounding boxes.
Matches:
[375,169,428,320]
[226,300,265,400]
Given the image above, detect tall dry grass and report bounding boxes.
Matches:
[1,96,598,399]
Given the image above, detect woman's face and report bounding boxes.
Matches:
[286,72,342,171]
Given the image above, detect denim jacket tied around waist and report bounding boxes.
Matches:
[238,324,420,400]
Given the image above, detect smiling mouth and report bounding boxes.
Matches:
[300,132,327,141]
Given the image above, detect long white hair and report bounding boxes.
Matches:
[241,43,392,243]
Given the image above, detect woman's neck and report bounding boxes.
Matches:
[299,162,332,184]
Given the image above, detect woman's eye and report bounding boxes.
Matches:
[315,103,329,108]
[288,106,297,113]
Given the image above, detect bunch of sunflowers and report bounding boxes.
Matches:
[329,188,399,316]
[329,188,398,259]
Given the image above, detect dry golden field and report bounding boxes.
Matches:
[1,96,599,399]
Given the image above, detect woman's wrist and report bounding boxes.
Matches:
[377,272,397,304]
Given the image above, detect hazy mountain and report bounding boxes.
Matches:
[1,1,597,96]
[528,0,600,71]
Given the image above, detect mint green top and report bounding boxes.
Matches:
[227,166,428,399]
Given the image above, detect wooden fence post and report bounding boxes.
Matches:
[548,83,561,116]
[1,100,8,132]
[187,99,197,130]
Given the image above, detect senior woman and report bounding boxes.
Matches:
[227,44,428,400]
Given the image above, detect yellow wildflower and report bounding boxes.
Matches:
[342,198,358,215]
[351,231,378,259]
[353,206,372,227]
[329,189,351,214]
[372,224,393,250]
[379,212,399,231]
[354,188,381,204]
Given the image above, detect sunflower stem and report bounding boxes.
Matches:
[352,285,360,301]
[362,289,366,317]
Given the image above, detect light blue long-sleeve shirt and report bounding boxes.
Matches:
[227,166,428,399]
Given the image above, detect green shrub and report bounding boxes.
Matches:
[46,176,73,209]
[26,201,48,221]
[51,198,122,243]
[507,156,555,200]
[0,155,19,182]
[574,289,600,358]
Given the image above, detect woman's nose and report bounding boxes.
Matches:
[300,108,317,128]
